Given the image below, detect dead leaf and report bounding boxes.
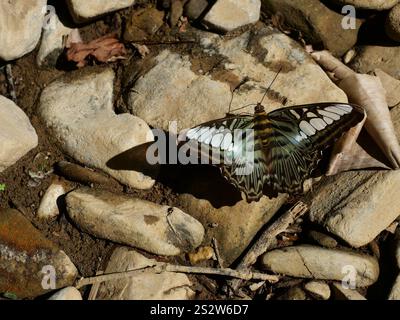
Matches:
[66,32,127,68]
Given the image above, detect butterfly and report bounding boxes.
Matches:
[179,102,365,202]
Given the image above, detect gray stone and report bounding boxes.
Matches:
[66,188,205,256]
[94,247,195,300]
[0,96,38,173]
[261,245,379,287]
[39,68,155,190]
[277,287,307,300]
[37,180,71,219]
[308,230,338,248]
[262,0,363,56]
[0,0,47,61]
[203,0,261,32]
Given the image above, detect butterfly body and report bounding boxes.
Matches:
[180,103,365,202]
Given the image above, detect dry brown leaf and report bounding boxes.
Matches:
[66,32,127,68]
[311,50,400,173]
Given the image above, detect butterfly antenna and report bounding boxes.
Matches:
[259,67,282,106]
[228,91,234,114]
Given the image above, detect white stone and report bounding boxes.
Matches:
[0,0,47,61]
[304,281,331,300]
[67,0,136,22]
[39,68,154,190]
[48,287,82,300]
[94,247,195,300]
[66,188,205,256]
[128,29,347,132]
[203,0,261,32]
[0,96,38,173]
[37,181,69,219]
[261,245,379,287]
[37,13,73,68]
[331,282,367,300]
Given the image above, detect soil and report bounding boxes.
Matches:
[0,1,397,301]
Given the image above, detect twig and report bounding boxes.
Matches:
[227,201,309,293]
[212,237,224,268]
[75,262,280,289]
[5,64,17,102]
[88,271,104,300]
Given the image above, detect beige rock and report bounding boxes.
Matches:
[330,0,399,10]
[308,230,338,248]
[304,281,331,300]
[178,192,286,266]
[389,274,400,300]
[128,27,347,132]
[350,45,400,79]
[0,96,38,173]
[277,287,307,300]
[386,3,400,42]
[261,245,379,287]
[0,0,47,61]
[203,0,261,32]
[262,0,363,56]
[37,180,70,219]
[94,247,195,300]
[331,282,367,300]
[39,68,154,190]
[48,287,83,300]
[67,0,136,22]
[308,105,400,248]
[0,209,78,298]
[66,188,205,256]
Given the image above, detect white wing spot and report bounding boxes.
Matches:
[325,106,347,116]
[323,116,333,125]
[186,127,201,139]
[300,131,307,139]
[290,109,301,119]
[221,132,233,150]
[336,104,353,112]
[299,120,316,136]
[211,133,224,148]
[307,112,317,118]
[318,109,340,120]
[204,128,217,144]
[310,118,327,130]
[198,127,212,143]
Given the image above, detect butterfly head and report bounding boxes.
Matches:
[255,103,266,115]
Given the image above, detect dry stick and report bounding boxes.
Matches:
[227,201,309,293]
[75,262,280,289]
[212,237,224,268]
[5,64,17,102]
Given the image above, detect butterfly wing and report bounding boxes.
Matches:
[263,103,365,195]
[179,114,270,201]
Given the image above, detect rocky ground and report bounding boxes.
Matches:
[0,0,400,300]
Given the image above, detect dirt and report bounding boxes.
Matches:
[0,1,396,301]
